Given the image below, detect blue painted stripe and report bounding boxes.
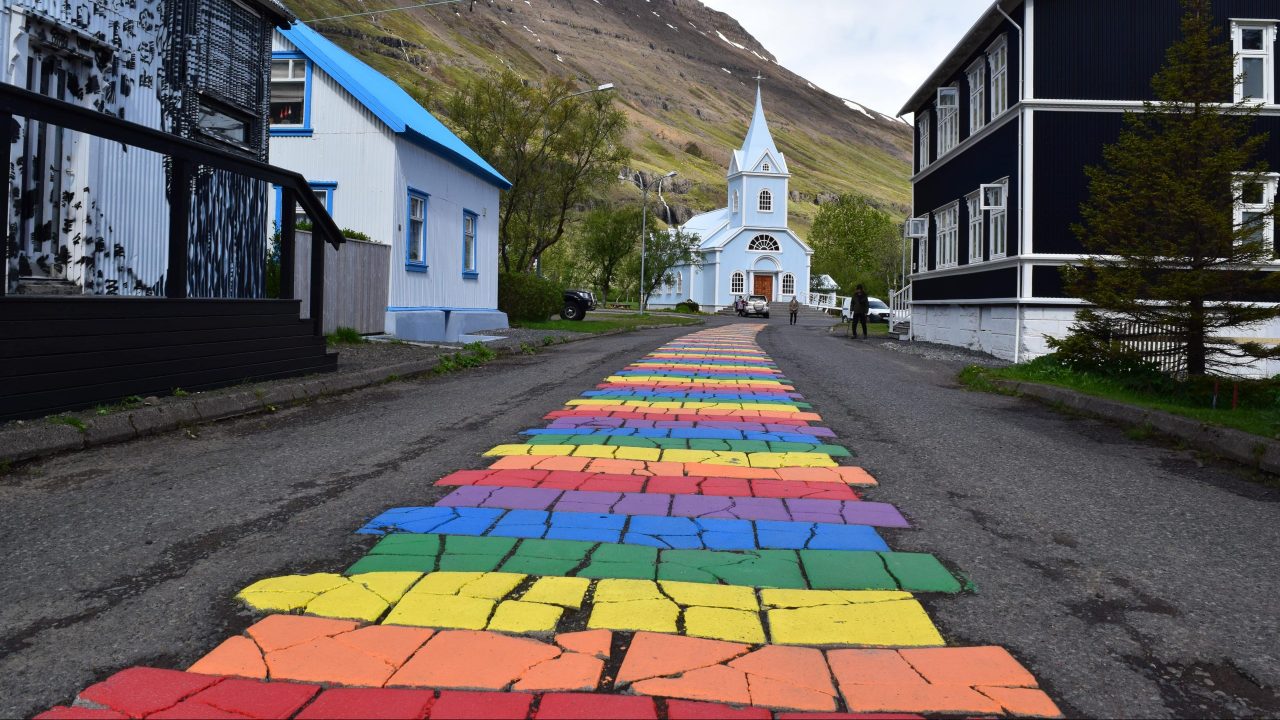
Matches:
[358,506,889,552]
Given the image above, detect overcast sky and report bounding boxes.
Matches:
[698,0,992,115]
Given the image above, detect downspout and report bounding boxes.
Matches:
[996,3,1025,363]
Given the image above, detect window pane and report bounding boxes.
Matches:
[1242,28,1265,51]
[1243,57,1265,99]
[409,220,423,262]
[1243,181,1266,205]
[271,59,291,80]
[270,81,305,125]
[198,102,248,145]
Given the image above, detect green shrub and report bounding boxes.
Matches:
[499,272,561,322]
[326,327,365,345]
[675,299,700,314]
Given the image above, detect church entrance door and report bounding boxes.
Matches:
[753,274,773,299]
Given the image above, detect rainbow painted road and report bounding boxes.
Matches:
[39,325,1063,719]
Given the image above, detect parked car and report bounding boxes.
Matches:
[561,289,597,321]
[740,295,770,318]
[842,296,892,324]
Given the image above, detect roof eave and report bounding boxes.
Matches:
[401,128,513,190]
[897,0,1020,116]
[244,0,294,27]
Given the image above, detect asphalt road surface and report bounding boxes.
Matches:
[2,314,1278,718]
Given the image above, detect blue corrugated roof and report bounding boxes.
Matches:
[278,23,511,190]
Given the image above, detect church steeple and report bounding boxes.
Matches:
[727,82,789,229]
[731,84,788,177]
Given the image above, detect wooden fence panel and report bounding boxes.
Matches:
[292,231,390,335]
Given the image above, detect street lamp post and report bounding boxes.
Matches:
[639,170,677,314]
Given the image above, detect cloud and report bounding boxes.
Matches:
[699,0,991,115]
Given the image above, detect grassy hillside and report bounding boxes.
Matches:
[278,0,913,232]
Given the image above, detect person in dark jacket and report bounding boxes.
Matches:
[851,285,870,339]
[788,297,800,325]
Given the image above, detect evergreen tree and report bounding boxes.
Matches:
[1065,0,1278,375]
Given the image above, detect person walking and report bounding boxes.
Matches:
[851,285,870,339]
[788,296,800,325]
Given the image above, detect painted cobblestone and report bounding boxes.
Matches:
[343,533,958,592]
[356,505,894,551]
[39,325,1060,719]
[437,469,863,500]
[233,571,944,646]
[432,485,899,524]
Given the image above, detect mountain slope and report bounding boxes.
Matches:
[278,0,913,231]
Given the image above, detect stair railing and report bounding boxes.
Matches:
[889,284,912,338]
[0,83,344,335]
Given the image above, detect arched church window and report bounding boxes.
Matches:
[731,271,746,294]
[782,273,795,295]
[733,191,740,213]
[748,235,781,252]
[675,272,682,296]
[759,189,773,212]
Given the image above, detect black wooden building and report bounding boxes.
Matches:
[898,0,1280,363]
[1,0,345,421]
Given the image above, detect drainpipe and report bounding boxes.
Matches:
[996,3,1025,363]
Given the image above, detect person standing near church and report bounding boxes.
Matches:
[788,296,800,325]
[851,285,870,338]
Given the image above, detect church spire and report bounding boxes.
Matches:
[737,82,784,174]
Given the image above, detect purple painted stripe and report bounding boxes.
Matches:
[434,486,908,528]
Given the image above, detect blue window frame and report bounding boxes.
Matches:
[462,210,479,277]
[272,181,336,230]
[270,52,313,137]
[406,188,429,272]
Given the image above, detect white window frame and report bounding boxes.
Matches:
[989,37,1009,118]
[747,234,781,252]
[781,272,795,296]
[1233,21,1277,104]
[917,226,929,272]
[762,161,771,172]
[967,191,983,264]
[731,271,746,295]
[758,189,773,213]
[936,87,959,156]
[917,110,932,172]
[967,59,986,133]
[674,271,682,296]
[1236,173,1278,252]
[988,178,1009,259]
[732,191,740,213]
[934,202,960,269]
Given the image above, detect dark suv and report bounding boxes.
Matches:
[560,289,597,321]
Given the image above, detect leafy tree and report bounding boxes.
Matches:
[1064,0,1279,375]
[579,207,642,305]
[808,195,901,297]
[446,71,630,273]
[628,229,702,308]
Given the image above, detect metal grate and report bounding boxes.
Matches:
[199,0,265,112]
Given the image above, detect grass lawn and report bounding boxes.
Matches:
[514,314,703,334]
[962,362,1280,440]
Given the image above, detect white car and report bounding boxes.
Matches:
[842,296,891,324]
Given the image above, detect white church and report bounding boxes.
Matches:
[649,87,813,311]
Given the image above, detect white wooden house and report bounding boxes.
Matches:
[266,23,512,342]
